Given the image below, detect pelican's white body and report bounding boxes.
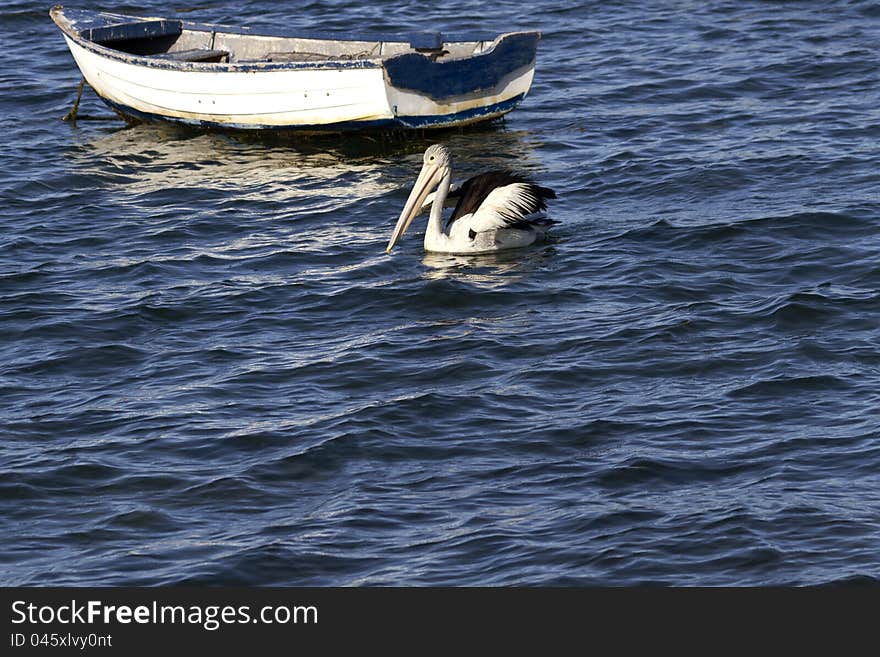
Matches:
[424,185,548,254]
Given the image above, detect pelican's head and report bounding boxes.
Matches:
[386,144,452,253]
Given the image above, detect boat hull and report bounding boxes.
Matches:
[53,8,538,133]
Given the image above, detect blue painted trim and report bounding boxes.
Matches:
[82,19,182,43]
[100,94,525,132]
[393,94,526,128]
[383,32,539,100]
[117,54,378,72]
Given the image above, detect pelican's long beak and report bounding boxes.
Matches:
[386,162,445,253]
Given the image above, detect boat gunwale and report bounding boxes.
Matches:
[50,5,539,74]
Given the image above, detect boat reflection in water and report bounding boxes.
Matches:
[68,123,400,207]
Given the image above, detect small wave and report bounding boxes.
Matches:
[617,211,873,249]
[597,455,752,488]
[728,374,851,399]
[7,343,149,378]
[105,509,180,532]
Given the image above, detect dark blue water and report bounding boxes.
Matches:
[2,0,879,586]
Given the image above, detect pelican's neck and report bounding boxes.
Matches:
[426,168,452,246]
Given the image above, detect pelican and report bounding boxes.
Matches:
[386,144,557,254]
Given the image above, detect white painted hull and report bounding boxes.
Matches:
[64,36,395,128]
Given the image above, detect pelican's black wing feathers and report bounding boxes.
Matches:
[447,171,556,230]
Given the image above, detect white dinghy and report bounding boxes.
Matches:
[50,6,541,133]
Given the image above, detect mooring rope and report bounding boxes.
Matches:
[62,78,86,123]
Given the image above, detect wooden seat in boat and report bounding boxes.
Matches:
[152,49,230,63]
